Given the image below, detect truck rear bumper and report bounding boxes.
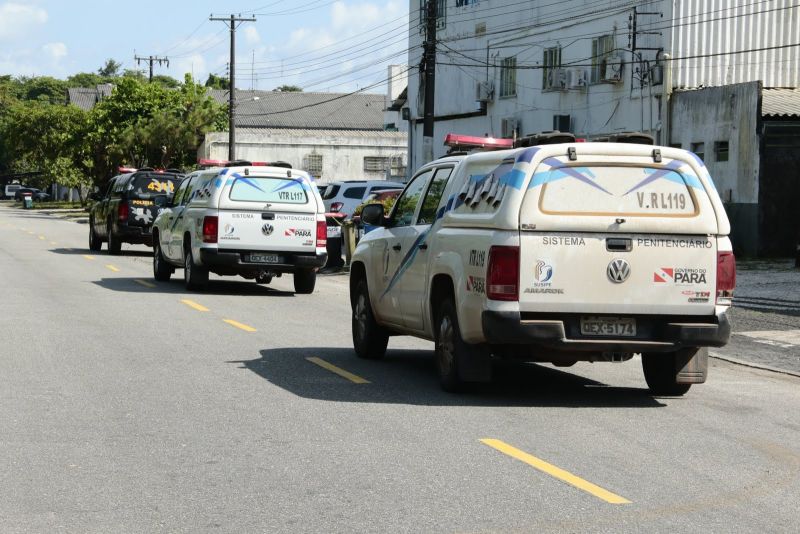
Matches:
[482,310,730,353]
[199,248,327,274]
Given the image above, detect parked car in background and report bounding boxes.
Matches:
[14,188,50,201]
[89,168,184,254]
[151,163,327,293]
[4,184,22,199]
[321,180,405,217]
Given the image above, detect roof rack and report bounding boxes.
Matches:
[606,132,655,145]
[513,130,576,148]
[137,167,155,172]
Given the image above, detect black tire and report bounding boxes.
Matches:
[183,244,208,290]
[352,278,389,359]
[107,220,121,255]
[152,239,172,282]
[293,268,316,294]
[435,299,470,393]
[642,352,692,396]
[88,219,102,251]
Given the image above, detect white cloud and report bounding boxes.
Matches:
[42,42,67,62]
[244,26,261,46]
[0,3,48,41]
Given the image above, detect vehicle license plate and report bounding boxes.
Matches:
[248,254,281,264]
[327,225,341,238]
[580,317,636,337]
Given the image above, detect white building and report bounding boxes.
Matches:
[201,89,408,184]
[405,0,800,255]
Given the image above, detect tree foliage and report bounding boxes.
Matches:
[98,58,122,78]
[274,84,302,92]
[205,73,229,90]
[0,72,227,202]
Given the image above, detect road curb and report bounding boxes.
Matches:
[710,352,800,378]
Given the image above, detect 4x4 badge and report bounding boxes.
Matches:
[261,223,274,236]
[607,259,631,283]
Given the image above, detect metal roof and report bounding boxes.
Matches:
[209,89,387,130]
[762,88,800,118]
[66,85,113,110]
[228,127,407,139]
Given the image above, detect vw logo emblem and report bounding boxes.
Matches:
[261,223,274,236]
[607,259,631,283]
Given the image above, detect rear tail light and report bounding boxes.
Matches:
[716,251,736,305]
[487,245,519,301]
[202,216,218,243]
[330,202,344,212]
[316,220,327,248]
[118,202,129,221]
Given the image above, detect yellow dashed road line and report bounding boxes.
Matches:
[38,235,45,240]
[223,319,256,332]
[306,357,370,384]
[480,439,631,505]
[181,299,210,312]
[134,279,156,289]
[83,255,95,260]
[105,264,120,272]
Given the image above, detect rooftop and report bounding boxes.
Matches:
[762,88,800,117]
[209,89,388,130]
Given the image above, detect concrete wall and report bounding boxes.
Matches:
[670,82,761,256]
[759,121,800,257]
[201,129,408,184]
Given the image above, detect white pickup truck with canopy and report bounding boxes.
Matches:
[350,134,736,395]
[151,162,328,293]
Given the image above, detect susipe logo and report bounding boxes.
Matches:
[285,228,312,238]
[654,267,707,284]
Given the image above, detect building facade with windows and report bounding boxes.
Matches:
[200,89,408,183]
[404,0,800,255]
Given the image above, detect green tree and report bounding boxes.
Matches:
[18,76,68,104]
[205,73,229,90]
[98,58,122,78]
[274,84,302,92]
[152,74,180,88]
[67,72,108,87]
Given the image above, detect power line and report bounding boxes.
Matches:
[134,55,169,82]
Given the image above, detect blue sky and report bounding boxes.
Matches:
[0,0,409,93]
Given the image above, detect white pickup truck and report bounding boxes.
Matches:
[151,163,328,293]
[350,140,735,395]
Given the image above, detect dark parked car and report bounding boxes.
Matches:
[88,168,184,254]
[14,187,50,201]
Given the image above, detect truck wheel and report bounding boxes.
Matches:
[352,278,388,359]
[88,219,102,251]
[107,220,121,255]
[642,352,693,396]
[183,244,208,290]
[153,240,172,282]
[293,269,316,294]
[435,299,478,393]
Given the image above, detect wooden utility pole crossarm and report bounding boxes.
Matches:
[210,14,257,161]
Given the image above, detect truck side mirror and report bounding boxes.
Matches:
[360,203,386,226]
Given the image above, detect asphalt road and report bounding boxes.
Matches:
[1,204,799,533]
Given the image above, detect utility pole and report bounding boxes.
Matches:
[134,55,169,82]
[210,13,257,161]
[422,0,438,164]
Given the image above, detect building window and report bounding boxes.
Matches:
[364,156,390,173]
[691,142,705,161]
[669,143,682,149]
[591,35,615,83]
[303,154,323,178]
[714,141,729,162]
[499,57,517,98]
[543,46,562,90]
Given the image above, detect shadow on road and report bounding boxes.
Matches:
[92,276,295,297]
[50,247,152,258]
[231,347,664,408]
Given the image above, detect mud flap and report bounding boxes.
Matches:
[675,347,708,384]
[457,344,493,383]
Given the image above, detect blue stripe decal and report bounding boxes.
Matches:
[536,159,612,195]
[516,147,540,164]
[502,169,527,190]
[380,229,431,300]
[624,160,686,195]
